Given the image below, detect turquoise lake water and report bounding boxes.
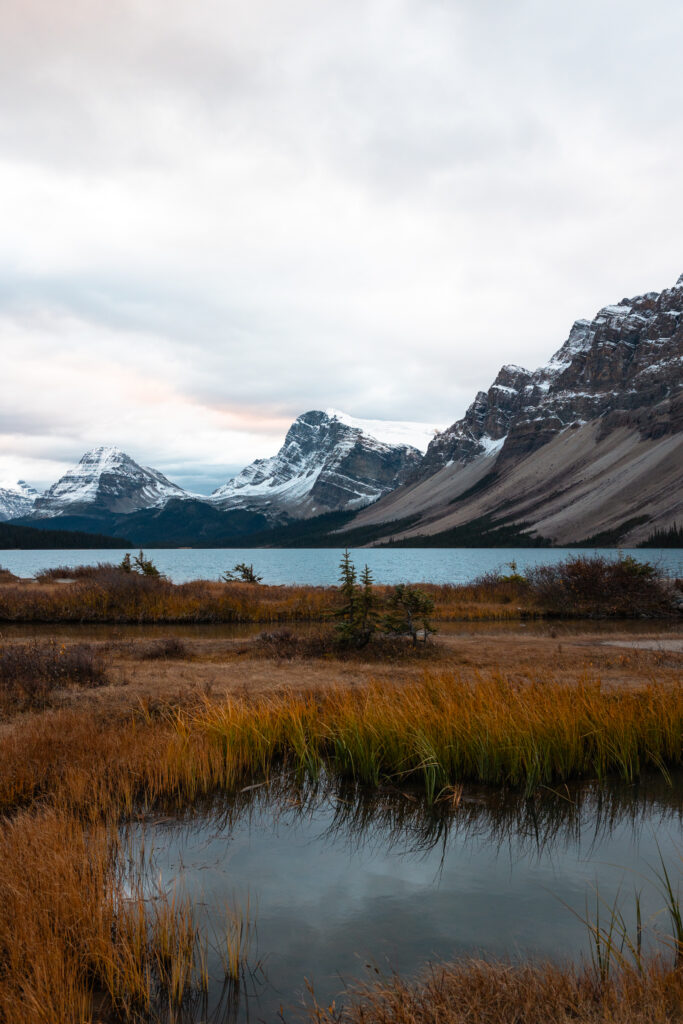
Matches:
[1,546,681,585]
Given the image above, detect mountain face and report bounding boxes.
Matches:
[349,273,683,546]
[0,481,41,521]
[32,446,188,518]
[211,410,423,520]
[420,275,683,478]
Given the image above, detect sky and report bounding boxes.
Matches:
[2,0,683,494]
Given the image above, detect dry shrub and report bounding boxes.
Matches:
[0,640,108,712]
[253,629,440,661]
[34,562,122,581]
[526,555,675,618]
[140,637,189,660]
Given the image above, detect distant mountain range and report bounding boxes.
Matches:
[3,274,681,548]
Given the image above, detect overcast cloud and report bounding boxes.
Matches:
[2,0,683,492]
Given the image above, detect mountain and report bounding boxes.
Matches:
[346,273,683,547]
[0,480,40,521]
[210,409,424,521]
[31,446,188,518]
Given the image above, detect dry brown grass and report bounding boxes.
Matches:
[0,575,527,625]
[308,957,683,1024]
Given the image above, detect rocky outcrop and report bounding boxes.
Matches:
[211,410,422,520]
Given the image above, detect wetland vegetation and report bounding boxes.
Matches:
[0,553,680,1022]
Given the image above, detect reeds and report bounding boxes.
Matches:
[2,674,681,818]
[307,955,683,1024]
[0,804,253,1023]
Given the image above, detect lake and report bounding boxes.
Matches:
[127,773,683,1022]
[1,546,681,585]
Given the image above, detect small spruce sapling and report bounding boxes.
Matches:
[334,549,358,644]
[334,551,378,647]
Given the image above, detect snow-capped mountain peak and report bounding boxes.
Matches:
[0,480,41,521]
[32,446,188,518]
[211,409,423,520]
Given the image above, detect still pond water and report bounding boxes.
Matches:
[128,775,683,1023]
[2,547,681,585]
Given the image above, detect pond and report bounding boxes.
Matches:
[126,773,683,1023]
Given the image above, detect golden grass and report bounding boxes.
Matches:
[308,957,683,1023]
[2,674,682,816]
[0,577,525,625]
[1,672,681,1022]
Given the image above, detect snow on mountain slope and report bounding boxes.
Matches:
[211,409,423,519]
[0,480,41,521]
[325,410,443,453]
[32,446,188,518]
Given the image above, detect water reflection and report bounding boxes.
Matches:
[125,774,682,1023]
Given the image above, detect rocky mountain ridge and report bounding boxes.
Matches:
[419,273,682,479]
[13,412,425,527]
[349,273,683,546]
[5,273,681,547]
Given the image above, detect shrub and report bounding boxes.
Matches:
[526,554,674,618]
[140,637,189,660]
[383,584,436,645]
[0,641,108,711]
[253,628,439,661]
[35,563,120,582]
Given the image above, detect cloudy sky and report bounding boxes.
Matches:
[2,0,683,493]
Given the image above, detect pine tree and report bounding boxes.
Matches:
[357,564,377,645]
[334,549,359,644]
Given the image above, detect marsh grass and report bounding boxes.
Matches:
[306,955,683,1024]
[2,674,682,817]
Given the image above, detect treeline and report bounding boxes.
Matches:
[0,522,132,549]
[639,522,683,548]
